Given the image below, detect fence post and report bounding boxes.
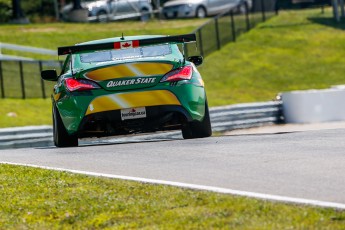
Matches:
[19,61,26,99]
[198,29,204,57]
[39,61,46,99]
[245,2,250,31]
[261,0,266,21]
[215,17,221,50]
[0,61,4,98]
[230,10,236,42]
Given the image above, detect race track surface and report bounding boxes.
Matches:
[1,128,345,206]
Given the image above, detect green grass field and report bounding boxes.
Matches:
[1,164,345,229]
[199,8,345,105]
[0,19,207,59]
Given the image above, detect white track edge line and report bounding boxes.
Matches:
[2,161,345,210]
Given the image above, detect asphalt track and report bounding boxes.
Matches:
[1,128,345,209]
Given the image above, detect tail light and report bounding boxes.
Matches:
[160,65,193,83]
[65,78,100,92]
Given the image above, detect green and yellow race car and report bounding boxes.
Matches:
[41,34,211,147]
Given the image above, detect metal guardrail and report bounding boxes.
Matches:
[0,101,283,149]
[0,43,57,61]
[0,126,53,149]
[0,43,57,56]
[210,101,283,132]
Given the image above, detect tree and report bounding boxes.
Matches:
[11,0,29,23]
[12,0,24,19]
[72,0,82,10]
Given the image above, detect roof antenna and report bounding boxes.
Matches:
[120,33,125,40]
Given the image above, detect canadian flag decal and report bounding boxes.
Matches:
[114,40,139,49]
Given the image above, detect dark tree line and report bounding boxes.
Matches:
[11,0,82,20]
[12,0,24,19]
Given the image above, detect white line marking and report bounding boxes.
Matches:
[2,161,345,210]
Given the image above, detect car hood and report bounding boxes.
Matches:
[163,0,204,7]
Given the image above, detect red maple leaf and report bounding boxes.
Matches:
[131,108,136,112]
[122,42,131,48]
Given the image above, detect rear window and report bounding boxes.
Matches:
[80,44,172,63]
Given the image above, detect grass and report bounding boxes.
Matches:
[199,8,345,105]
[0,61,57,98]
[0,99,51,128]
[0,19,207,60]
[1,164,345,229]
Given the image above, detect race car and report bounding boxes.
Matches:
[41,34,212,147]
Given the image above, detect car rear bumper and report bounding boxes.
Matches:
[78,105,193,138]
[56,86,206,136]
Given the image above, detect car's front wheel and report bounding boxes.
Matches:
[182,100,212,139]
[140,8,150,22]
[195,6,207,18]
[53,105,78,147]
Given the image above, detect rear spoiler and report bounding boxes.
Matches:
[58,33,196,56]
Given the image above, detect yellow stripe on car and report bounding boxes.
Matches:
[85,63,173,81]
[85,90,181,115]
[53,92,61,101]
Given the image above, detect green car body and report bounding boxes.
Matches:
[42,34,211,147]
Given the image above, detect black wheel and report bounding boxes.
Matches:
[53,105,78,147]
[182,100,212,139]
[97,10,108,22]
[195,6,207,18]
[140,8,150,22]
[238,2,248,14]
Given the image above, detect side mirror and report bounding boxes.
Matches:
[187,56,203,66]
[41,70,58,81]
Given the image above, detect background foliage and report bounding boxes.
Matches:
[0,0,11,22]
[0,0,173,23]
[0,0,57,22]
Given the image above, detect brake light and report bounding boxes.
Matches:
[160,65,193,82]
[65,78,100,92]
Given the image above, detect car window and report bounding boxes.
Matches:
[79,44,172,63]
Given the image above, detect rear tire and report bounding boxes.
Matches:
[182,100,212,139]
[97,10,108,22]
[140,8,150,22]
[53,105,78,147]
[238,2,248,14]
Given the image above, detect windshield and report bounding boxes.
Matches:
[79,44,172,63]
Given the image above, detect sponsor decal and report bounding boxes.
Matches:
[106,77,156,88]
[121,107,146,120]
[114,40,140,50]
